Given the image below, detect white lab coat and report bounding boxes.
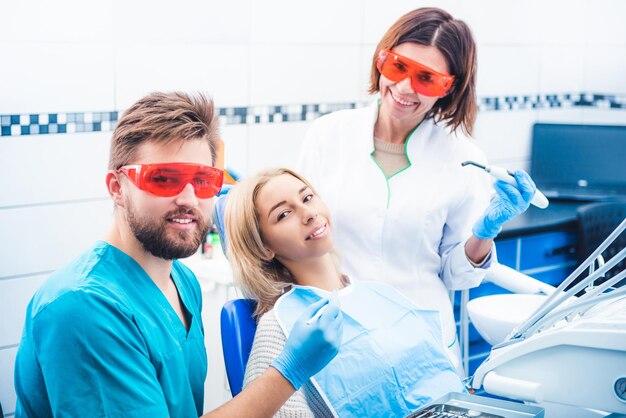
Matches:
[297,101,494,371]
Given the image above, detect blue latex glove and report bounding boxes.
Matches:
[212,194,228,255]
[217,167,241,197]
[212,167,241,255]
[473,170,537,239]
[217,184,233,196]
[271,293,344,390]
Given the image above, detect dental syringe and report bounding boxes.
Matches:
[462,161,549,209]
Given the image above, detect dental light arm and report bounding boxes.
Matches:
[484,263,556,295]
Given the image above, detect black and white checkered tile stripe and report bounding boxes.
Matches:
[478,93,626,111]
[217,102,359,125]
[1,112,119,137]
[2,93,624,137]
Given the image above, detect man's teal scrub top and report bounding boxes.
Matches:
[14,241,208,418]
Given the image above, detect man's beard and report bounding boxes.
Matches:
[126,202,209,260]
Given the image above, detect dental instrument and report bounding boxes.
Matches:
[461,161,549,209]
[406,392,544,417]
[306,305,327,325]
[306,290,340,325]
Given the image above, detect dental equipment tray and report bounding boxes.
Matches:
[405,392,544,418]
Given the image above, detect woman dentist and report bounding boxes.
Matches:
[297,7,537,374]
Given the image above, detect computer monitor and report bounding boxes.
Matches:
[531,123,626,200]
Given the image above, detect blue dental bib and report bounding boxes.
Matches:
[274,281,464,417]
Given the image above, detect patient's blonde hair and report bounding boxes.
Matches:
[225,168,334,318]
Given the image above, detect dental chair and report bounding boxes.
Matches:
[463,202,626,356]
[468,214,626,417]
[220,298,257,397]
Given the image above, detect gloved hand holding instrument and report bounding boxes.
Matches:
[271,293,343,390]
[463,161,548,240]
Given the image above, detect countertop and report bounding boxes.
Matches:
[499,200,586,238]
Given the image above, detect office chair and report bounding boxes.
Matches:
[576,202,626,288]
[220,299,258,397]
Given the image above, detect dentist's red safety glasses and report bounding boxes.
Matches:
[377,49,455,97]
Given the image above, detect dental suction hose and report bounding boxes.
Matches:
[462,161,549,209]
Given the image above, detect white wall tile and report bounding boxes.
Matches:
[251,0,361,44]
[113,0,251,44]
[0,201,113,278]
[533,0,588,45]
[583,0,626,46]
[250,45,361,105]
[0,346,17,415]
[473,111,537,163]
[0,275,48,348]
[476,46,541,96]
[582,109,626,125]
[583,46,626,94]
[358,44,378,102]
[115,45,250,110]
[0,0,113,42]
[361,1,401,46]
[463,1,542,45]
[247,121,311,174]
[221,125,249,177]
[540,46,584,94]
[0,43,116,114]
[361,1,467,45]
[0,133,111,208]
[536,108,584,124]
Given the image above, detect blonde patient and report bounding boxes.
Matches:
[224,168,464,418]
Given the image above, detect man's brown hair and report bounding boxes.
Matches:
[369,7,478,136]
[108,92,219,169]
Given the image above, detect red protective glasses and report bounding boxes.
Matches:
[118,163,223,198]
[377,49,455,97]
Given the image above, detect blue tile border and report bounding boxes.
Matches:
[477,92,626,111]
[216,102,360,125]
[1,93,625,137]
[1,111,118,137]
